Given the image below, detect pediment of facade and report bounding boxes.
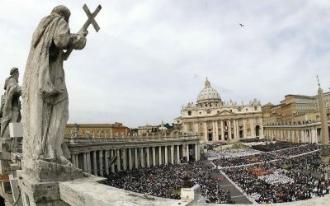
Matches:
[217,110,235,116]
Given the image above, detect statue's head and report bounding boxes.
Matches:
[51,5,71,22]
[10,67,19,80]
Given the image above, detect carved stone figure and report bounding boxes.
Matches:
[22,5,87,165]
[0,67,21,138]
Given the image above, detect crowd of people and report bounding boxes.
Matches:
[224,152,330,203]
[207,148,262,159]
[105,142,328,204]
[105,161,234,203]
[252,142,300,152]
[213,153,275,168]
[213,143,320,168]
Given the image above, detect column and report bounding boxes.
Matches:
[146,147,150,167]
[158,146,162,165]
[134,148,138,169]
[228,120,232,140]
[194,122,199,134]
[71,154,76,167]
[215,121,219,141]
[140,148,145,168]
[203,122,208,142]
[105,150,110,175]
[87,152,91,173]
[243,119,247,138]
[93,151,97,175]
[259,118,264,138]
[212,121,216,141]
[128,148,133,170]
[111,150,115,173]
[186,144,190,162]
[233,120,237,140]
[164,146,168,165]
[73,154,78,168]
[177,145,180,164]
[220,121,224,140]
[170,145,174,164]
[76,155,80,168]
[122,148,127,171]
[194,144,198,161]
[71,154,77,167]
[99,150,104,176]
[250,119,254,138]
[83,153,88,172]
[116,149,121,171]
[152,147,156,166]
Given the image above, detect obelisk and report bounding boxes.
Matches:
[317,76,329,145]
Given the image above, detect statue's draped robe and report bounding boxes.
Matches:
[0,77,21,138]
[23,13,86,163]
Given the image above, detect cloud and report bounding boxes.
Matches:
[1,0,330,127]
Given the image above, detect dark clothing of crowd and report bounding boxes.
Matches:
[105,161,234,204]
[105,142,328,205]
[224,152,330,203]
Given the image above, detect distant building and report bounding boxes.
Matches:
[135,123,176,137]
[175,78,264,144]
[136,125,160,136]
[65,122,130,138]
[262,95,320,125]
[263,88,330,144]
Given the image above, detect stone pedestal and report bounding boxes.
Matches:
[18,160,89,206]
[9,163,23,206]
[321,145,330,163]
[22,160,86,182]
[321,145,330,179]
[0,138,13,194]
[18,172,69,206]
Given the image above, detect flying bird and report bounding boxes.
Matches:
[239,23,244,27]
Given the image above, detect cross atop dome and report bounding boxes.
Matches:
[317,75,321,89]
[205,77,211,88]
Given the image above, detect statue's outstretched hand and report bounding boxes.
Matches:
[80,30,88,37]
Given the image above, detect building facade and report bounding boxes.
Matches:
[65,122,130,138]
[175,78,264,144]
[263,87,330,144]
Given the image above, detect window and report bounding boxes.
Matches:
[188,111,192,116]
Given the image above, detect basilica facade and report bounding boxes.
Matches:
[175,79,264,144]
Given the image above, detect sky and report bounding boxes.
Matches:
[1,0,330,127]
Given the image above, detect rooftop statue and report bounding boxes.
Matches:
[0,68,21,139]
[22,4,101,174]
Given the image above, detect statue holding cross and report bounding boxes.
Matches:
[22,4,101,169]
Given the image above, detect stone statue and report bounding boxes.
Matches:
[22,5,87,165]
[0,67,21,138]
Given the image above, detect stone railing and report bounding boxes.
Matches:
[65,135,199,144]
[58,175,330,206]
[59,176,191,206]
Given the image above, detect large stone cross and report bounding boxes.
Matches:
[81,4,102,33]
[64,4,102,60]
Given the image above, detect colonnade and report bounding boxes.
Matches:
[70,143,200,176]
[264,126,319,143]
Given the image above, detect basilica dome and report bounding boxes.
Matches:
[197,78,222,104]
